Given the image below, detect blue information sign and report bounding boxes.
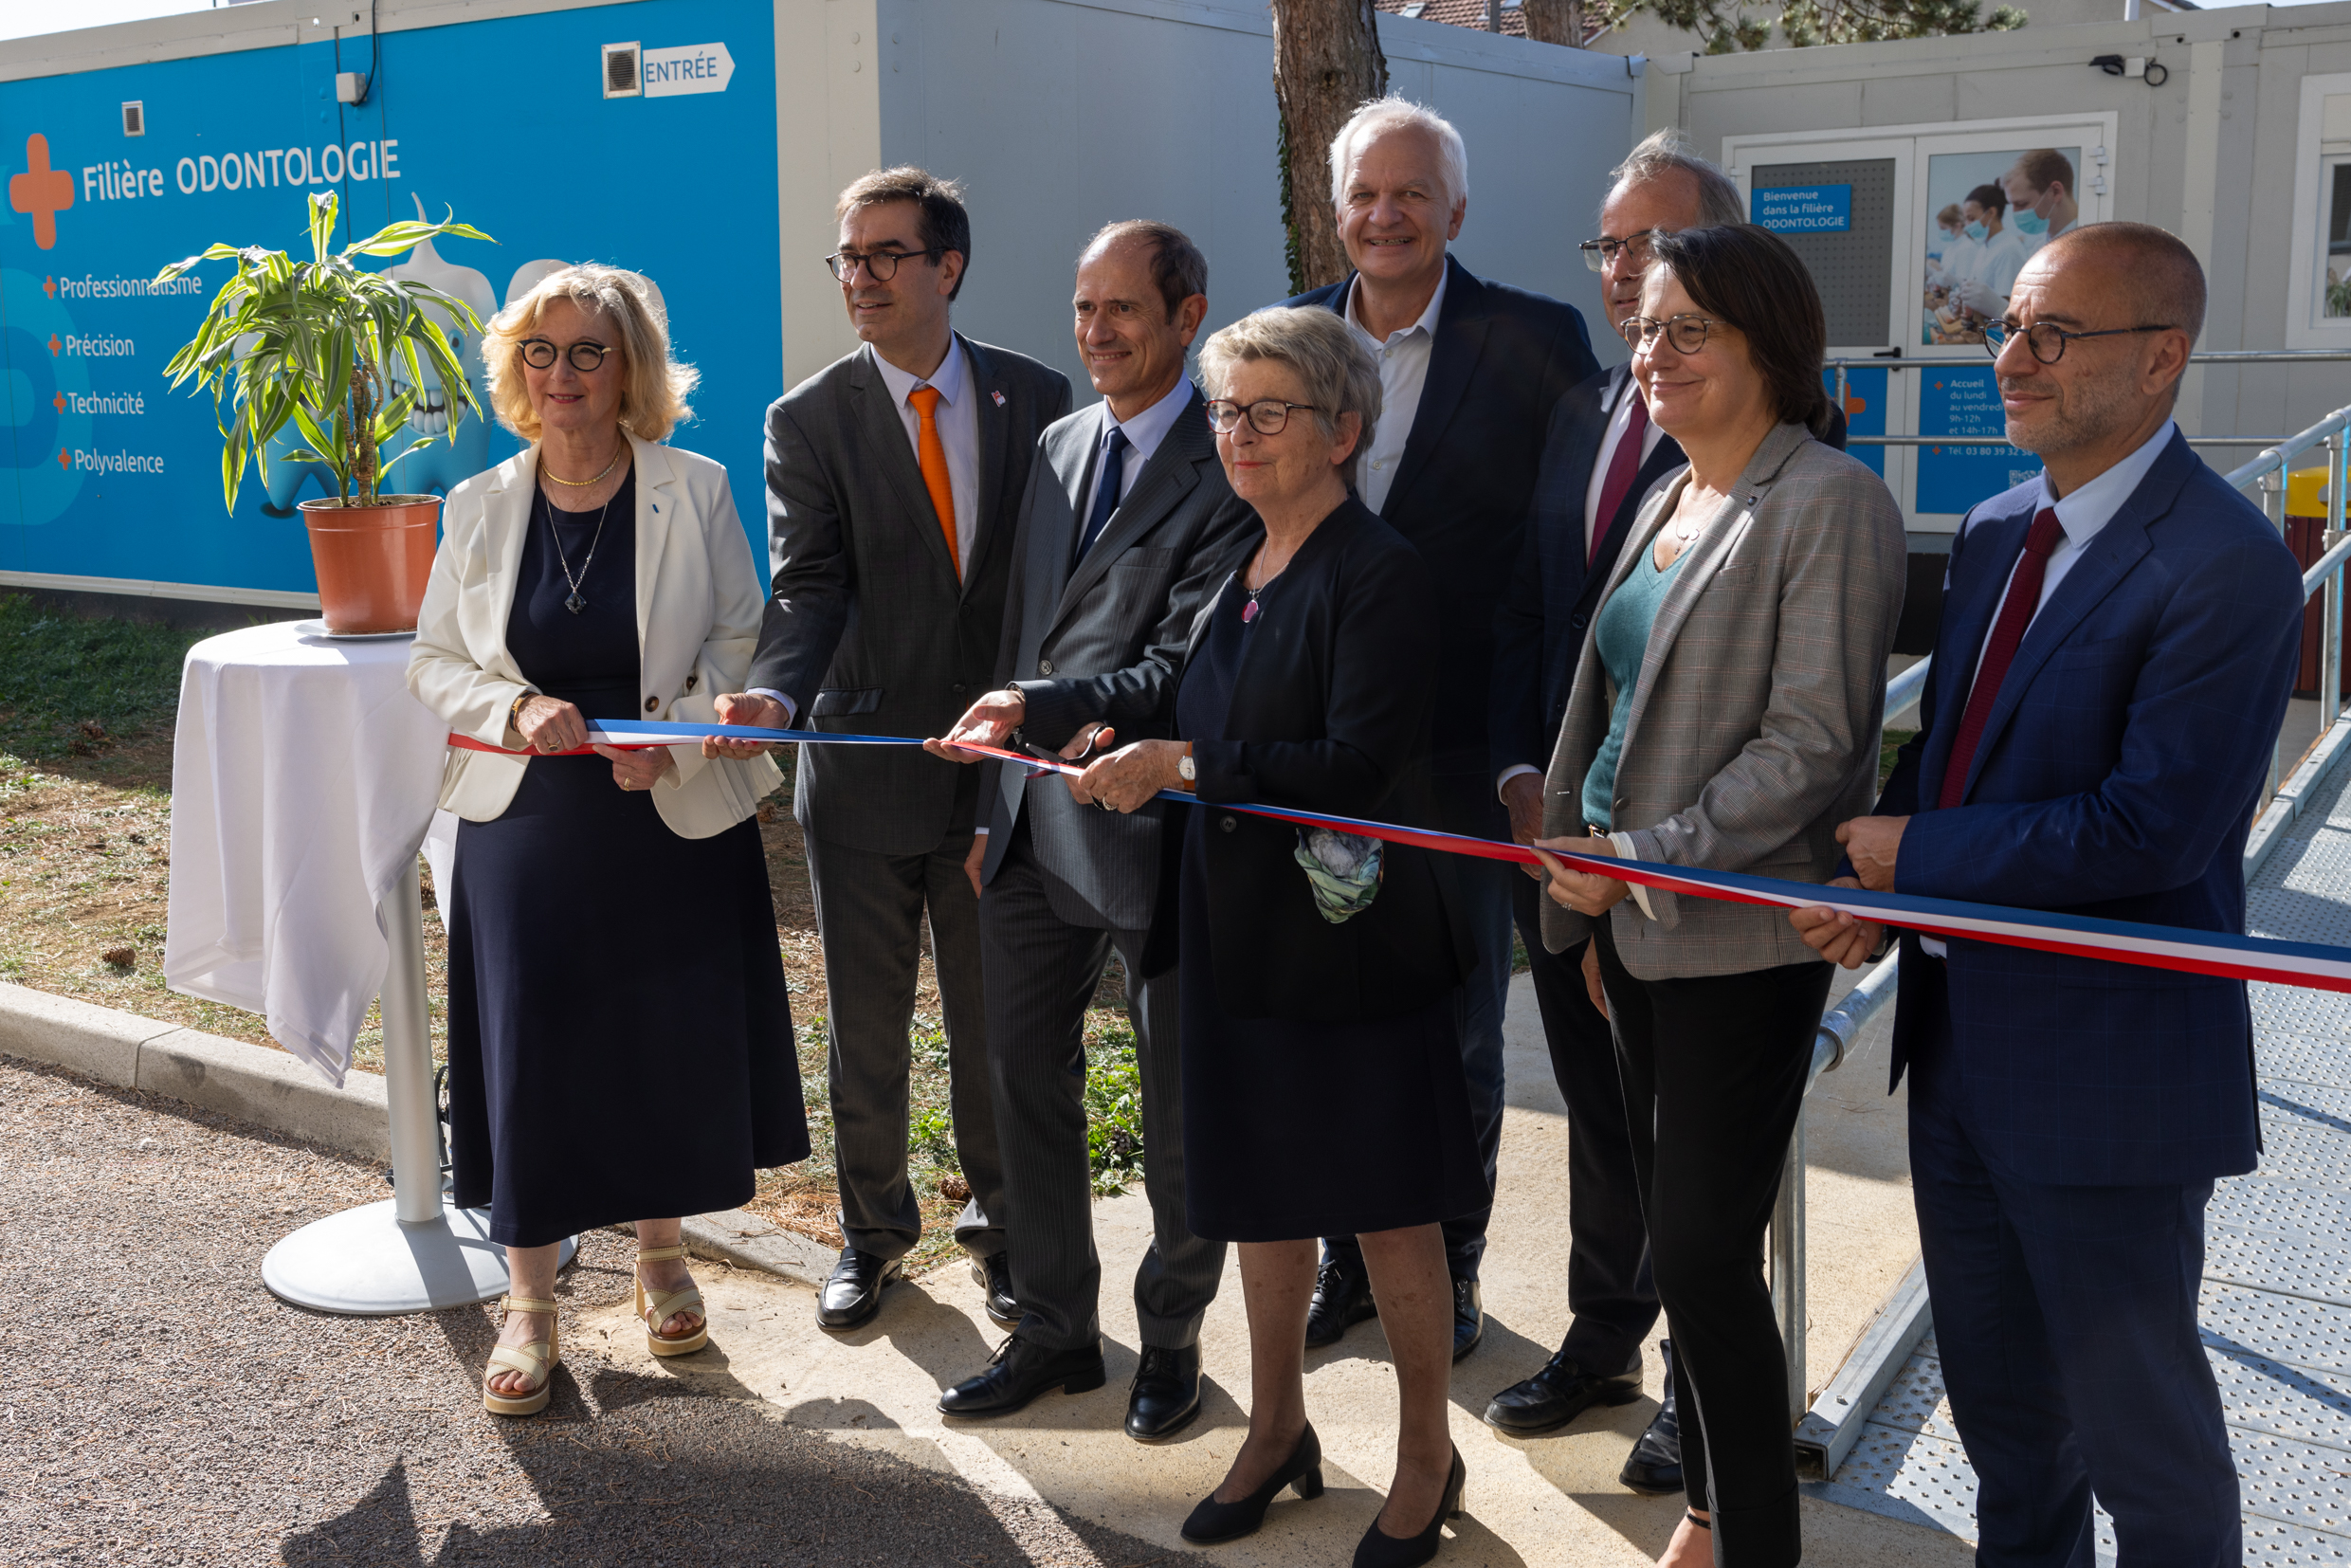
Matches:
[1917,366,2043,515]
[1753,185,1852,234]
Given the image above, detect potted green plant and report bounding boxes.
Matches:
[156,191,495,634]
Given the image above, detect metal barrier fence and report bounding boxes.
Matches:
[1767,390,2351,1427]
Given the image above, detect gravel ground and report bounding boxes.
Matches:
[0,1053,1194,1567]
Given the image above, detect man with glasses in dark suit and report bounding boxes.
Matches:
[708,167,1070,1335]
[1483,130,1745,1497]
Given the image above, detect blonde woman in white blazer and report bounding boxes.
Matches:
[407,264,808,1418]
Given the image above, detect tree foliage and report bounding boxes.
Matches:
[1576,0,2023,52]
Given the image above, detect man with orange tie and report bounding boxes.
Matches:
[710,167,1071,1333]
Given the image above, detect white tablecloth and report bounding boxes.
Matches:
[164,620,456,1085]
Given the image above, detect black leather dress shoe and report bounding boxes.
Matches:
[1304,1252,1378,1349]
[1125,1343,1202,1443]
[1618,1339,1686,1496]
[816,1247,902,1331]
[1483,1344,1643,1435]
[1449,1278,1484,1363]
[970,1250,1019,1329]
[938,1334,1107,1417]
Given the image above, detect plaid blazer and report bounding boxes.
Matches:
[1539,421,1906,978]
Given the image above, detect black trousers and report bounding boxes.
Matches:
[979,816,1226,1351]
[1513,873,1660,1371]
[1595,920,1831,1568]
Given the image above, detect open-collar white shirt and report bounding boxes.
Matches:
[1345,264,1448,516]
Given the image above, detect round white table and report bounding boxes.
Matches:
[163,619,574,1314]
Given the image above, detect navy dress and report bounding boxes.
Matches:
[444,470,809,1249]
[1174,572,1485,1244]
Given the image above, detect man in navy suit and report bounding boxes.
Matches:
[1274,97,1600,1363]
[1481,129,1747,1493]
[1795,224,2303,1566]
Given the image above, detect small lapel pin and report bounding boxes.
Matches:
[992,390,1006,407]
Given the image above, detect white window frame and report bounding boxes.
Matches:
[2285,72,2351,351]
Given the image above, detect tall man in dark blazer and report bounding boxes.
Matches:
[1795,225,2303,1566]
[710,168,1071,1332]
[923,222,1250,1439]
[1277,98,1599,1361]
[1485,132,1821,1495]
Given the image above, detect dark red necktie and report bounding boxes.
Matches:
[1937,507,2064,810]
[1590,390,1650,565]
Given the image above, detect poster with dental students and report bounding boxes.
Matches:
[1921,144,2083,347]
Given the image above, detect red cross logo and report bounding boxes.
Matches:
[46,334,61,356]
[43,275,56,298]
[9,134,74,250]
[52,392,64,412]
[56,448,69,471]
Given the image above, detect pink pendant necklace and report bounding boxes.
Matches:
[1242,586,1263,624]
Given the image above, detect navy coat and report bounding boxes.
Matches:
[1879,428,2304,1186]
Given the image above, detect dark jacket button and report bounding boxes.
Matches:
[1219,815,1237,832]
[645,696,659,712]
[952,683,967,696]
[1570,612,1589,632]
[685,674,698,691]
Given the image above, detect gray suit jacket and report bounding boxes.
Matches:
[1540,421,1907,978]
[979,388,1253,931]
[749,337,1071,855]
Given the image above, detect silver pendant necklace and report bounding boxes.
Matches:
[547,482,616,615]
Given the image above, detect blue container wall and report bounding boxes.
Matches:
[0,0,781,597]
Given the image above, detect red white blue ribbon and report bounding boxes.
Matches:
[447,719,2351,994]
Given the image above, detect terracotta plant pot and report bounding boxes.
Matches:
[300,494,441,635]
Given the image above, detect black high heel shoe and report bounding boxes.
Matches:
[1352,1445,1466,1568]
[1180,1422,1324,1545]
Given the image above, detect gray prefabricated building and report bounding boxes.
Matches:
[1639,1,2351,538]
[0,0,1643,612]
[777,0,1648,399]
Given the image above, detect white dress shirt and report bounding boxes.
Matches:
[1095,374,1194,501]
[752,338,979,722]
[1495,375,1668,799]
[1919,418,2177,956]
[1345,266,1448,516]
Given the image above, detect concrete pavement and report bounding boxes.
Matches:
[601,969,1956,1567]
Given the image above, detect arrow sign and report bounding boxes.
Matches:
[642,43,734,98]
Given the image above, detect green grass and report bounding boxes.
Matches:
[0,593,206,757]
[1882,727,1917,788]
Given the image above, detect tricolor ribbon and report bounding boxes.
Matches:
[448,719,2351,994]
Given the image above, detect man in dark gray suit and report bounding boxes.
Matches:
[710,167,1071,1332]
[921,222,1248,1438]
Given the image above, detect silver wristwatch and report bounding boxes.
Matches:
[1177,751,1196,784]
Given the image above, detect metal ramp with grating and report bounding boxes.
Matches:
[1805,756,2351,1563]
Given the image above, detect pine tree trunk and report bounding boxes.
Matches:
[1271,0,1389,294]
[1523,0,1587,46]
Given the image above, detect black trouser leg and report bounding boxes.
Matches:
[1511,874,1658,1369]
[1595,920,1828,1568]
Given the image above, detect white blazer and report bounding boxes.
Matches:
[407,432,783,838]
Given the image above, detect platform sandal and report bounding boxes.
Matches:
[637,1243,710,1357]
[482,1294,559,1416]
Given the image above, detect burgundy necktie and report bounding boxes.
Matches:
[1937,507,2065,810]
[1590,390,1651,565]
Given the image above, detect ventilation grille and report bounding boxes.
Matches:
[602,43,641,98]
[121,101,144,137]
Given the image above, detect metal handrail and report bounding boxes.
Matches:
[1774,398,2351,1426]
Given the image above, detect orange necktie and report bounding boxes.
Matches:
[906,385,959,577]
